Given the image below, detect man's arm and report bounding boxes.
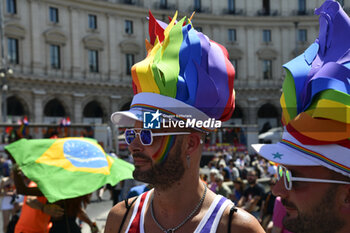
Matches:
[236,196,246,207]
[77,208,99,233]
[230,208,266,233]
[26,196,64,218]
[244,195,261,213]
[217,206,265,233]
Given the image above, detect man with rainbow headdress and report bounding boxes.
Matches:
[252,1,350,233]
[105,12,264,233]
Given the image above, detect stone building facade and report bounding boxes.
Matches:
[1,0,346,145]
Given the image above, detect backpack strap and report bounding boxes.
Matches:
[227,205,238,233]
[118,197,138,233]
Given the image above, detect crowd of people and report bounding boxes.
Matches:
[199,152,282,233]
[0,156,99,233]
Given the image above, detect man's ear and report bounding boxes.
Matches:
[184,133,203,155]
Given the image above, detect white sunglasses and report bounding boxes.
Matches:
[124,128,190,146]
[277,165,350,190]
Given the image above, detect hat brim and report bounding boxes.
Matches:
[111,93,216,131]
[111,109,143,126]
[252,129,350,178]
[251,143,319,166]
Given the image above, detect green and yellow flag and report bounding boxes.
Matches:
[6,138,134,202]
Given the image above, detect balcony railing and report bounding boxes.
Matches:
[235,79,283,89]
[188,6,211,14]
[222,8,245,16]
[118,0,141,6]
[256,9,279,16]
[291,9,314,16]
[153,2,176,10]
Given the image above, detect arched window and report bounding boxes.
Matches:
[257,103,279,134]
[83,101,104,124]
[7,96,24,116]
[44,99,65,116]
[83,101,103,117]
[225,105,243,126]
[43,99,66,124]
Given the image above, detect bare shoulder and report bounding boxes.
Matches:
[230,207,265,233]
[104,197,138,233]
[217,205,265,233]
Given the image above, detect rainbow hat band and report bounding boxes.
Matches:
[252,0,350,177]
[111,11,235,132]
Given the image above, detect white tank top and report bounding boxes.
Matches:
[125,190,232,233]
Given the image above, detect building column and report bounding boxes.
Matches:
[68,7,81,79]
[107,13,118,79]
[110,95,122,114]
[29,0,43,74]
[33,90,46,123]
[73,93,85,123]
[247,97,259,154]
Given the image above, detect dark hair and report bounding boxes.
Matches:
[55,194,91,217]
[269,177,277,186]
[233,178,245,192]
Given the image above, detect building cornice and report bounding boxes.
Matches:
[9,74,133,89]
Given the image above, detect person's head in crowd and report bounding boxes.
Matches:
[253,163,263,178]
[268,177,277,188]
[209,168,219,183]
[221,166,231,181]
[252,1,350,233]
[233,177,244,193]
[207,160,216,169]
[262,164,268,175]
[215,174,224,187]
[218,160,226,169]
[247,169,258,186]
[199,173,208,183]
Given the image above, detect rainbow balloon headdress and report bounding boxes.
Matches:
[253,0,350,177]
[111,11,235,132]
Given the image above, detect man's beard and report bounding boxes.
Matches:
[247,179,256,185]
[282,185,345,233]
[132,142,185,190]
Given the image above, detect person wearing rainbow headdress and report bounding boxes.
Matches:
[252,1,350,233]
[105,11,264,233]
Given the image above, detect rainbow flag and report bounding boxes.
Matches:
[5,138,134,202]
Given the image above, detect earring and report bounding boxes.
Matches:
[186,155,191,168]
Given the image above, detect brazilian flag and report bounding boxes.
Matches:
[6,138,134,202]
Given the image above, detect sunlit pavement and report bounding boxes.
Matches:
[81,190,114,233]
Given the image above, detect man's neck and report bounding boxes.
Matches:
[249,183,256,188]
[152,176,204,216]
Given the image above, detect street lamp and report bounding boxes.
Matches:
[0,67,12,123]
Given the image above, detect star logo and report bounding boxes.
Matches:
[272,152,283,159]
[143,110,161,129]
[151,110,161,122]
